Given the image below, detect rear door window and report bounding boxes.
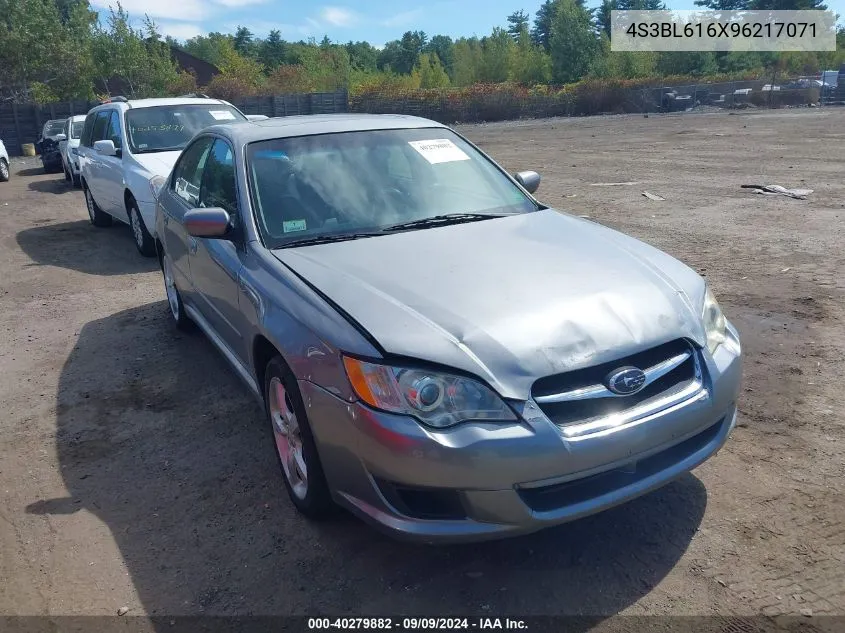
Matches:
[90,111,111,145]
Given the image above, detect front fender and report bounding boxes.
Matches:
[243,245,381,402]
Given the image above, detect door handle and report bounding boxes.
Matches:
[188,237,198,255]
[163,214,169,226]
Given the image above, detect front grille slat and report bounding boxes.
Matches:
[531,339,699,429]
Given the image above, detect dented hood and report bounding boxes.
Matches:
[273,209,708,400]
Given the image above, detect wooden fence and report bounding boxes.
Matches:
[0,90,349,156]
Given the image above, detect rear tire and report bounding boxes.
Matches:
[264,357,335,519]
[84,185,112,227]
[128,200,155,257]
[0,159,9,182]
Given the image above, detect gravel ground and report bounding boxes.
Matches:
[0,109,842,627]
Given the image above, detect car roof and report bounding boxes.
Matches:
[68,114,87,121]
[125,97,232,108]
[211,114,449,146]
[88,97,233,114]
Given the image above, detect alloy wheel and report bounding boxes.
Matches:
[130,209,144,250]
[85,189,96,223]
[162,255,180,321]
[269,376,308,500]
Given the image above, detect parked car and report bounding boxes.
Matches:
[37,119,67,173]
[0,139,9,182]
[659,87,692,112]
[59,114,86,187]
[155,114,743,543]
[78,96,247,256]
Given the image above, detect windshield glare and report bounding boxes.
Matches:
[126,104,245,153]
[70,121,85,139]
[247,129,536,247]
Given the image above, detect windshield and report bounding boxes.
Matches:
[125,104,245,154]
[247,129,537,248]
[70,121,85,139]
[44,121,65,137]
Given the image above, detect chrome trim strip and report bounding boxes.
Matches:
[535,349,692,404]
[560,380,706,439]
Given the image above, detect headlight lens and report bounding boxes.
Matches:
[702,286,727,354]
[342,357,516,428]
[149,175,166,199]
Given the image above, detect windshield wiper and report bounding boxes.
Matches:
[381,213,508,233]
[278,232,382,248]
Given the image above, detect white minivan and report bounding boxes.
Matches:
[78,96,247,256]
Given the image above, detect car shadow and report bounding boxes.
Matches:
[28,178,75,195]
[28,302,707,622]
[16,220,157,275]
[17,166,48,177]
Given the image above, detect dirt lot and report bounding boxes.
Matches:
[0,109,843,626]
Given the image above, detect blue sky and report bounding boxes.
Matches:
[89,0,844,45]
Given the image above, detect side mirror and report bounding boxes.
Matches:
[93,139,117,156]
[55,134,67,142]
[514,170,541,194]
[184,208,231,239]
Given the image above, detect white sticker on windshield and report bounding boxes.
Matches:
[209,110,236,121]
[283,219,307,233]
[408,139,470,164]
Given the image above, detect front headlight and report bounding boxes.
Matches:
[149,175,166,199]
[342,357,516,428]
[702,286,727,354]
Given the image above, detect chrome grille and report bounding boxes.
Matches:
[531,339,701,434]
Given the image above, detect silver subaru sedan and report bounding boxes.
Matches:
[154,114,742,543]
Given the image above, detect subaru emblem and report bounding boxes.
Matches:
[606,366,647,395]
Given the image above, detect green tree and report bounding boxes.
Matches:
[259,30,287,69]
[0,0,96,101]
[750,0,825,8]
[596,0,615,38]
[424,35,455,77]
[694,0,748,8]
[655,50,719,76]
[92,4,177,98]
[233,26,255,57]
[589,34,656,78]
[345,41,378,71]
[451,37,484,86]
[377,40,403,72]
[617,0,665,8]
[183,32,234,68]
[414,52,450,88]
[480,28,515,82]
[549,0,599,83]
[509,24,552,84]
[507,10,530,40]
[531,0,556,51]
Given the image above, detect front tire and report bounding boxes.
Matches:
[161,253,193,330]
[128,200,155,257]
[264,357,334,519]
[0,159,9,182]
[84,185,112,227]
